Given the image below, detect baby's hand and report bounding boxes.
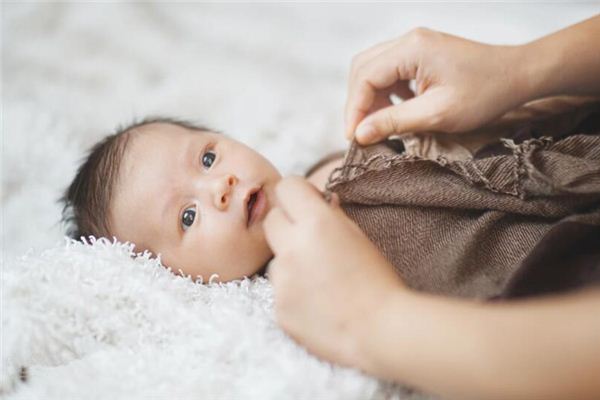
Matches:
[264,176,403,367]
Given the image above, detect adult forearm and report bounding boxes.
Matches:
[360,291,494,398]
[358,288,600,399]
[519,14,600,101]
[478,288,600,399]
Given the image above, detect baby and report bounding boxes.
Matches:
[62,98,600,298]
[61,117,341,282]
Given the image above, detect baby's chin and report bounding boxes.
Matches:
[244,237,274,279]
[252,255,273,279]
[201,247,273,283]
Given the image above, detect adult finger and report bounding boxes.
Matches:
[345,39,400,138]
[347,38,398,102]
[369,81,415,112]
[263,207,292,252]
[328,192,340,209]
[274,177,329,222]
[265,258,282,287]
[345,41,419,139]
[348,92,393,142]
[348,38,397,87]
[345,80,416,141]
[354,90,445,144]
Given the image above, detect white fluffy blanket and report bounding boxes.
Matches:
[2,238,400,399]
[3,3,599,399]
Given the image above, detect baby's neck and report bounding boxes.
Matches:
[306,153,344,192]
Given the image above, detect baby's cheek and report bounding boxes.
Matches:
[231,232,272,276]
[199,220,270,279]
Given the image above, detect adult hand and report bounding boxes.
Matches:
[345,28,529,144]
[264,177,404,367]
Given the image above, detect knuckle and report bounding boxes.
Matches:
[352,76,373,107]
[350,53,362,69]
[350,52,367,78]
[354,54,377,83]
[384,109,401,133]
[412,26,432,36]
[408,27,432,44]
[354,61,368,82]
[352,44,375,66]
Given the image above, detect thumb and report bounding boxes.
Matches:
[354,93,440,145]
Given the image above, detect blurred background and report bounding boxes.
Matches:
[3,2,599,260]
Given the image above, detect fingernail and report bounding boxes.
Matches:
[345,127,353,140]
[355,123,376,141]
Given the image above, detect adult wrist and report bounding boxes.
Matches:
[514,32,575,102]
[506,42,553,106]
[353,288,494,389]
[352,287,416,380]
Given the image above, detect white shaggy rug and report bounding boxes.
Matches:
[3,3,599,399]
[1,238,390,399]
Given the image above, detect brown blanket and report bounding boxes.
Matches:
[326,97,600,300]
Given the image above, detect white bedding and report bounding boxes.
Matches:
[3,3,599,398]
[2,238,399,399]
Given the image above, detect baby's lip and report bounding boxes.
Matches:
[244,185,262,226]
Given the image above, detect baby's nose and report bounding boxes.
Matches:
[213,174,238,211]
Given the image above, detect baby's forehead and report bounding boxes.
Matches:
[123,123,205,161]
[119,121,222,189]
[119,122,216,186]
[128,122,194,142]
[111,126,184,238]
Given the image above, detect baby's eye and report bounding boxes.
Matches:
[202,150,216,169]
[181,206,196,231]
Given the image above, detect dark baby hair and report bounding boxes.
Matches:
[59,117,213,242]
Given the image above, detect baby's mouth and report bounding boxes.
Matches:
[246,187,267,227]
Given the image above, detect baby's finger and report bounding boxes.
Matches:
[263,207,292,253]
[274,176,329,221]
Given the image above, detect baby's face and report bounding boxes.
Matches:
[110,123,281,281]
